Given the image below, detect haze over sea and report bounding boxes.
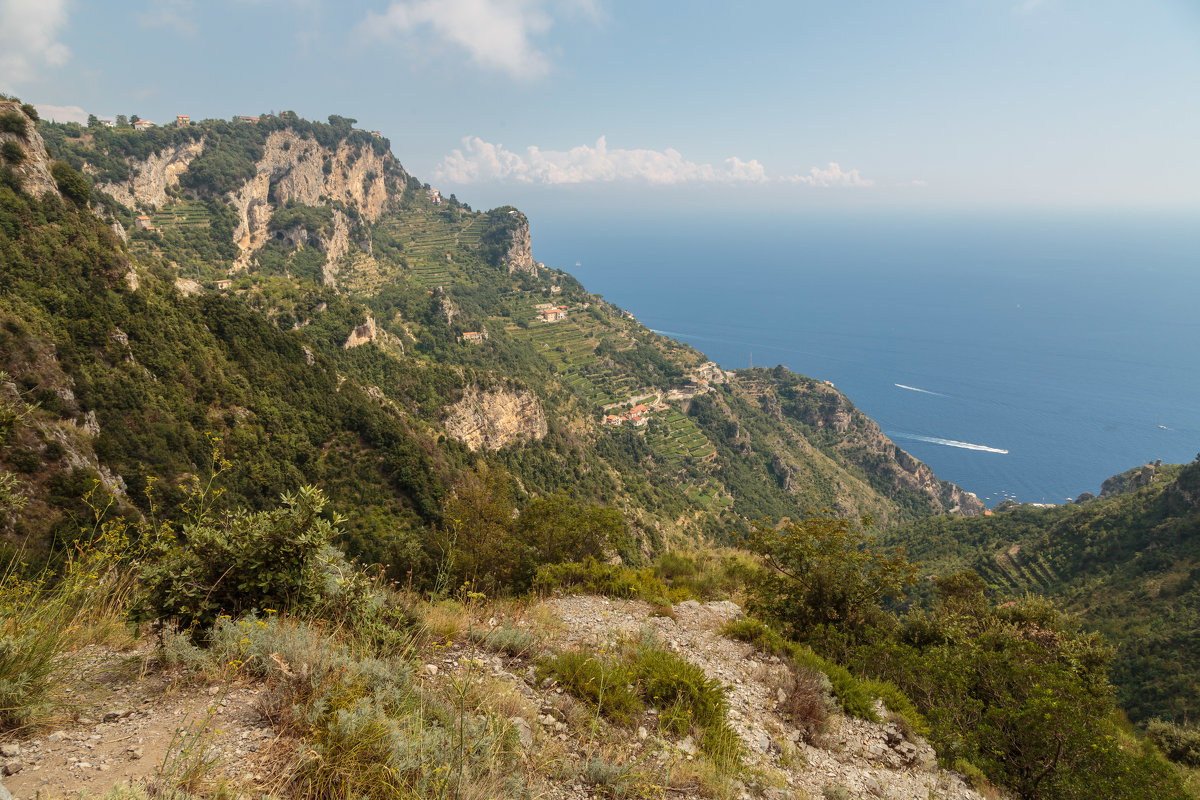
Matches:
[531,209,1200,507]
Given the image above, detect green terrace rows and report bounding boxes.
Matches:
[150,200,212,230]
[513,320,638,407]
[683,477,733,510]
[646,408,718,467]
[977,546,1059,593]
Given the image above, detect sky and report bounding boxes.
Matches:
[2,0,1199,214]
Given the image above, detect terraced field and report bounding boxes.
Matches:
[377,212,487,288]
[646,408,718,467]
[977,546,1058,593]
[514,319,638,407]
[150,200,211,230]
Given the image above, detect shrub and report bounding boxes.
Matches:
[721,615,880,722]
[138,485,340,636]
[781,664,834,743]
[534,558,669,605]
[473,624,538,657]
[1,141,23,164]
[1146,719,1200,767]
[630,645,727,735]
[0,524,135,731]
[863,678,930,740]
[0,111,27,136]
[542,649,642,725]
[50,161,91,205]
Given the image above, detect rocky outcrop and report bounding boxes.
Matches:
[443,386,547,451]
[229,130,395,268]
[777,378,985,516]
[0,101,61,199]
[540,595,984,800]
[95,139,205,209]
[342,315,378,349]
[502,211,538,276]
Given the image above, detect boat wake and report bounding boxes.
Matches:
[894,383,947,397]
[892,432,1009,454]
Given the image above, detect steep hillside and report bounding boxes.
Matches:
[884,458,1200,723]
[2,101,982,579]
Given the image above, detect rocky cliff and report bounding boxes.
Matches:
[0,101,61,199]
[443,386,548,451]
[502,210,538,276]
[95,139,204,209]
[229,129,394,270]
[774,377,985,516]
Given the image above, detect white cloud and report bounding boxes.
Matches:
[138,0,196,35]
[782,162,874,188]
[436,136,771,185]
[436,136,871,189]
[34,103,90,124]
[0,0,71,88]
[360,0,554,79]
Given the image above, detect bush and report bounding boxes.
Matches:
[473,624,538,657]
[138,485,340,636]
[0,525,135,731]
[0,111,27,136]
[630,645,727,735]
[781,664,834,743]
[541,649,642,725]
[534,558,669,605]
[1,141,23,164]
[721,615,880,721]
[50,161,91,206]
[1146,719,1200,767]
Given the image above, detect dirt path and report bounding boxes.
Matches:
[2,643,275,800]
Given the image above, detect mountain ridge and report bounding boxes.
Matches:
[2,100,982,576]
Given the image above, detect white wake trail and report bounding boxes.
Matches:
[894,383,947,397]
[893,432,1009,454]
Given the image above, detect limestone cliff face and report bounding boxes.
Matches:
[443,387,548,451]
[95,140,205,209]
[0,102,61,199]
[780,379,986,516]
[230,130,393,267]
[502,211,538,276]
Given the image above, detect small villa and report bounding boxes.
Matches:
[132,120,156,130]
[460,331,487,344]
[175,115,190,126]
[214,279,232,290]
[603,414,623,426]
[234,115,260,123]
[134,215,154,230]
[539,307,567,323]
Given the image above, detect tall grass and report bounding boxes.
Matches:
[0,521,138,731]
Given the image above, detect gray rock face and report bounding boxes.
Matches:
[502,212,538,276]
[443,387,548,451]
[0,101,62,199]
[96,139,205,209]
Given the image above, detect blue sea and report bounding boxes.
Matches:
[528,208,1200,507]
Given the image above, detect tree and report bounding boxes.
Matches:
[115,114,128,128]
[130,114,140,124]
[745,514,917,639]
[86,114,99,128]
[440,465,521,593]
[515,492,630,568]
[50,161,91,206]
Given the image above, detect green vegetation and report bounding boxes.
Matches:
[3,106,1197,798]
[884,459,1200,723]
[542,638,741,769]
[736,515,1192,800]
